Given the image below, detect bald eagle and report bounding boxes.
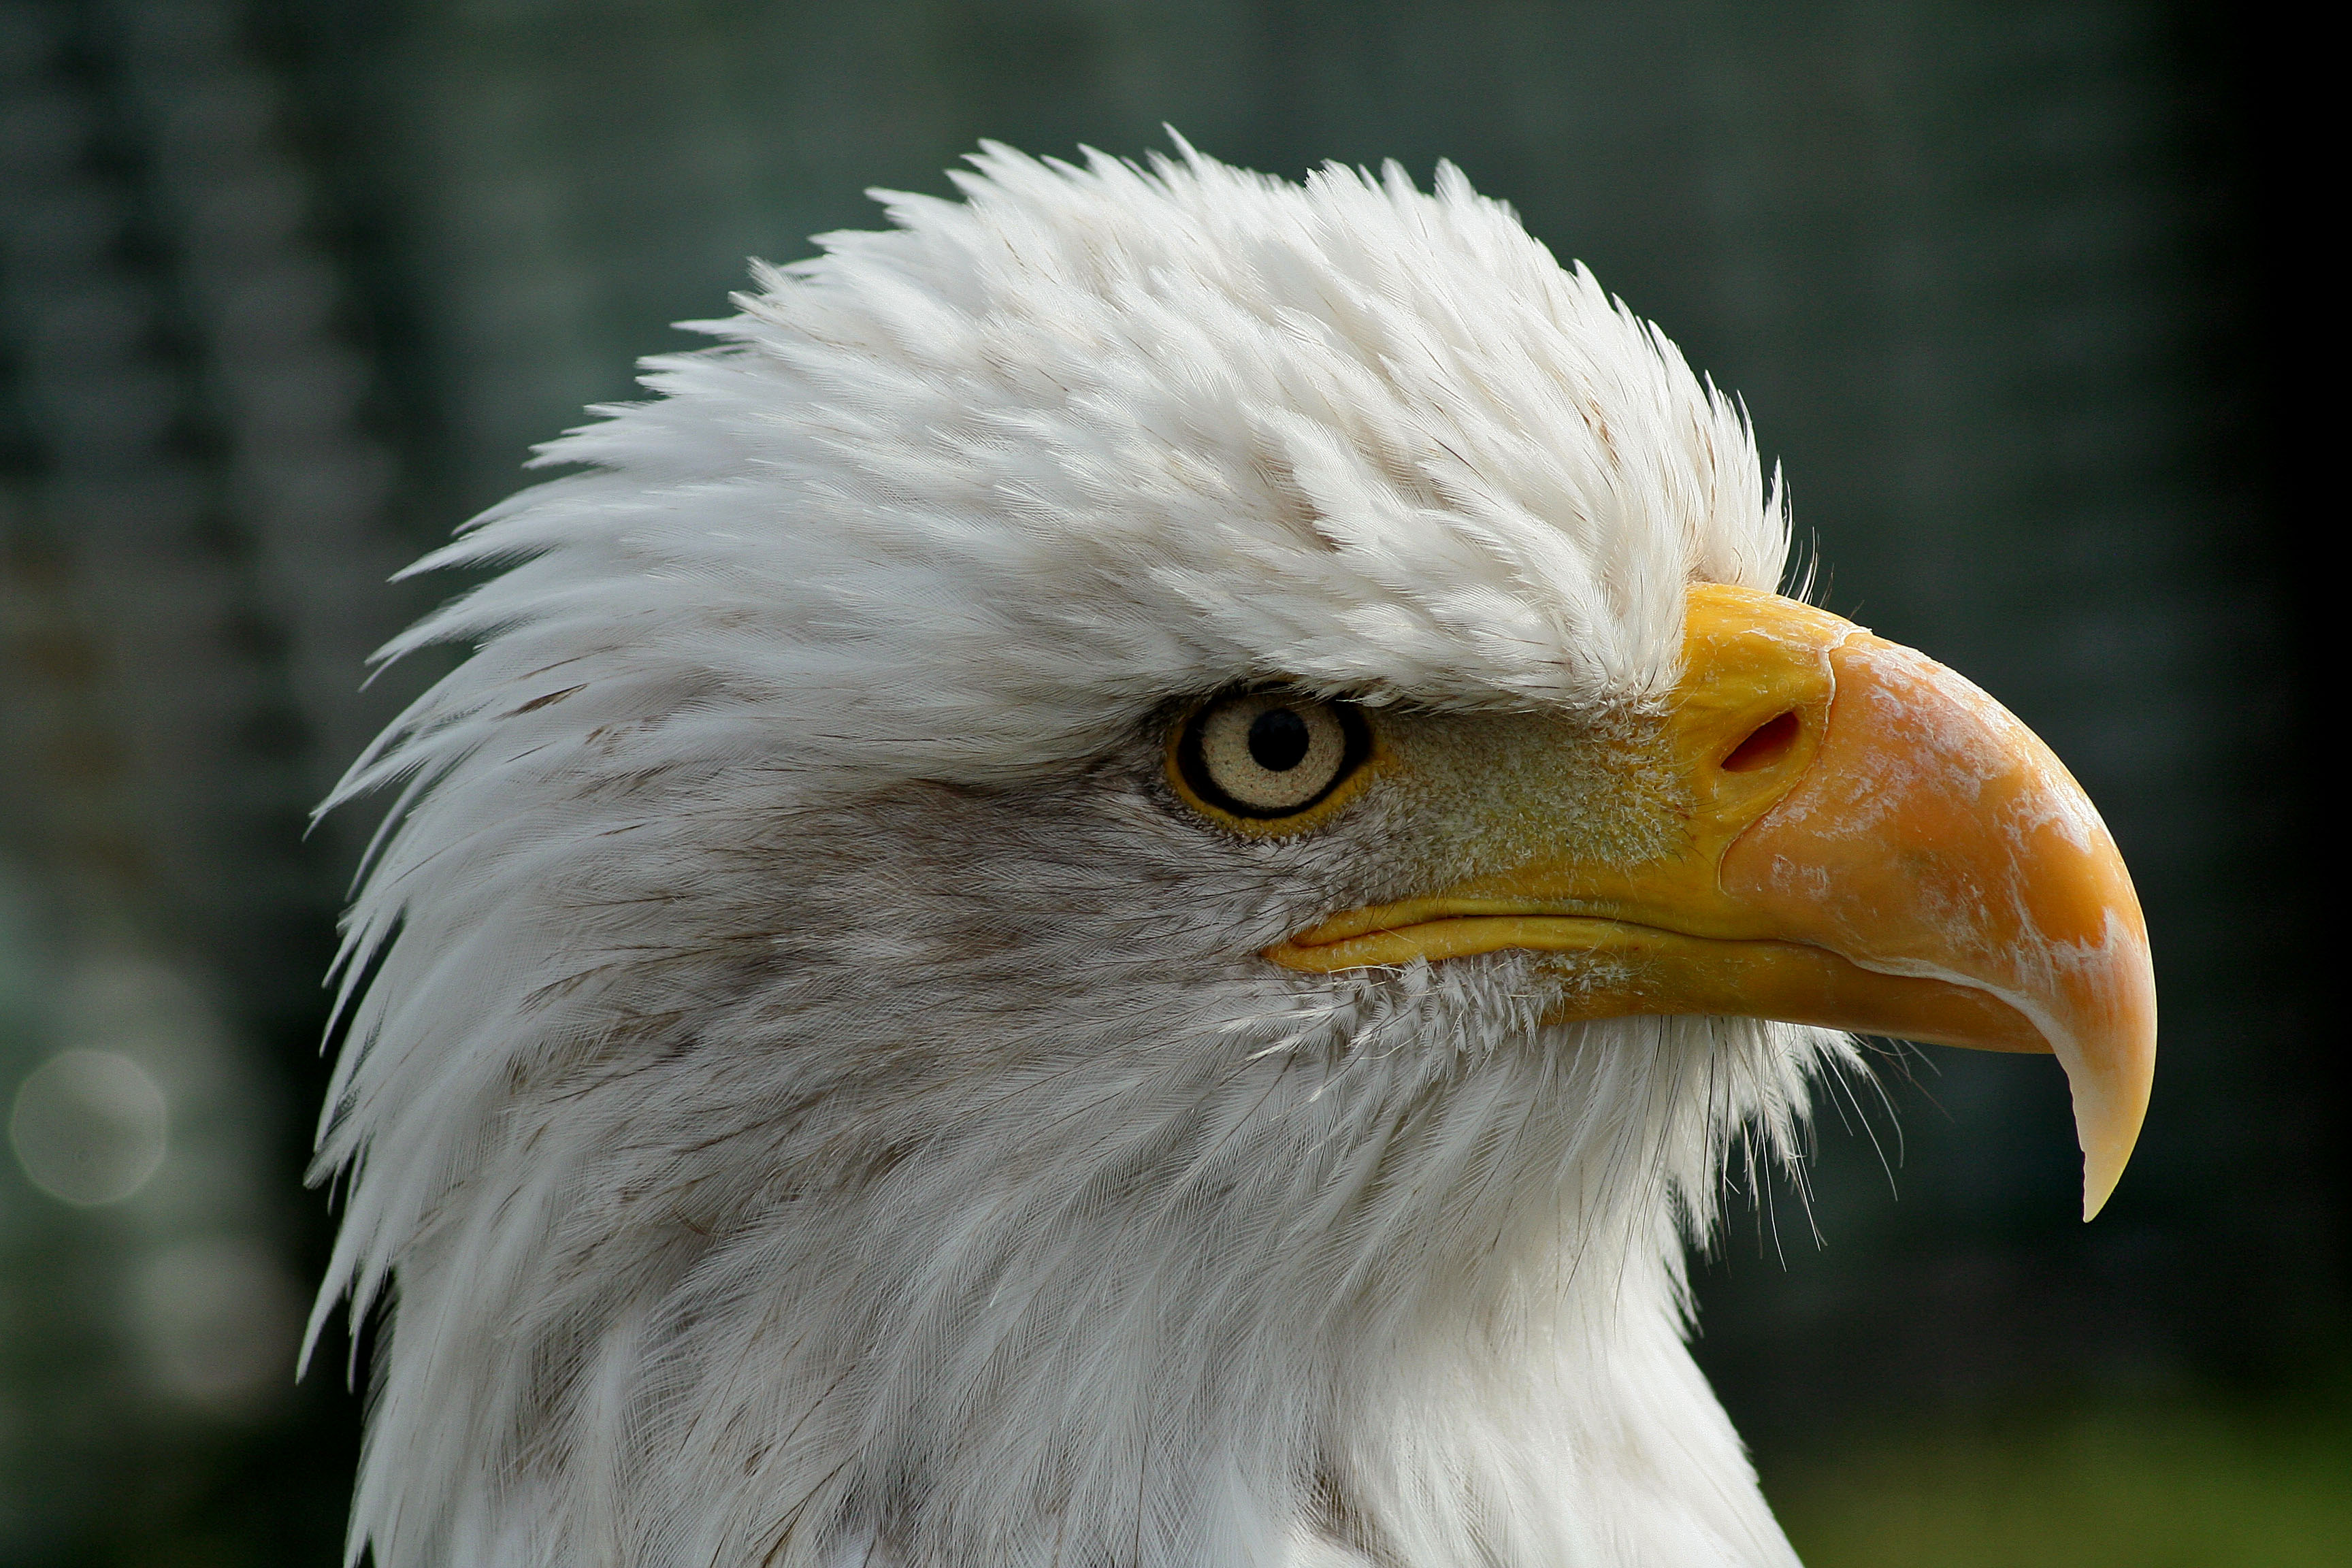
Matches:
[308,144,2155,1568]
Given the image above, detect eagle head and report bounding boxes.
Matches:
[311,144,2155,1568]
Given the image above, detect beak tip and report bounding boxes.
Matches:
[2080,1171,2117,1223]
[2070,1061,2150,1223]
[2076,1104,2144,1221]
[2048,964,2155,1224]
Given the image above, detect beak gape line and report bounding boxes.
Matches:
[1267,585,2157,1220]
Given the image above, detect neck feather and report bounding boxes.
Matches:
[340,947,1814,1567]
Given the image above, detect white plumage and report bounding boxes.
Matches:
[307,142,2121,1568]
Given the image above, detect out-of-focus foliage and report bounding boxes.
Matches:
[1771,1397,2352,1568]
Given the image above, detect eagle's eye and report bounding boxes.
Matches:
[1171,691,1373,826]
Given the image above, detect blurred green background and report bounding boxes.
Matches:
[0,1,2332,1563]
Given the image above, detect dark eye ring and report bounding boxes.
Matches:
[1173,691,1371,821]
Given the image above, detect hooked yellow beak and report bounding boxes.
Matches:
[1266,585,2157,1220]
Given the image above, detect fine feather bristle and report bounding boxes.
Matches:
[312,141,1832,1568]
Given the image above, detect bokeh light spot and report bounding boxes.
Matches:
[132,1237,299,1413]
[9,1049,169,1206]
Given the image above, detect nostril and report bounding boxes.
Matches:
[1722,710,1800,773]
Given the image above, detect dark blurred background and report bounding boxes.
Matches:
[0,1,2334,1563]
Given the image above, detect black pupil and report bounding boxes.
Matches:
[1247,707,1312,772]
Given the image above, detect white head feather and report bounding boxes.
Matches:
[312,142,1838,1568]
